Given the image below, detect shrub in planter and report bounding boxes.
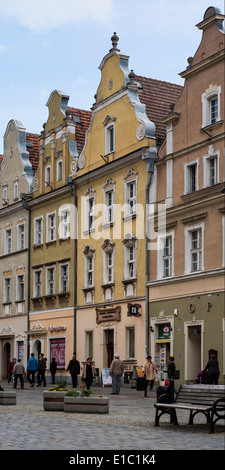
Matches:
[64,388,109,414]
[43,380,69,411]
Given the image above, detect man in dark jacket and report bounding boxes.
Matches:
[204,354,220,384]
[67,354,80,388]
[37,353,47,387]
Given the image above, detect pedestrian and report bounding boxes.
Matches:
[66,354,80,388]
[13,359,25,389]
[143,355,157,397]
[204,354,220,384]
[37,353,47,387]
[82,358,95,390]
[50,357,57,384]
[27,353,38,387]
[109,353,124,395]
[168,356,176,379]
[8,358,16,383]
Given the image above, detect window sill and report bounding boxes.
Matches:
[200,119,223,134]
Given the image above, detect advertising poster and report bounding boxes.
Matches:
[101,368,112,386]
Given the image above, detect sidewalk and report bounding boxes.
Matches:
[0,379,224,452]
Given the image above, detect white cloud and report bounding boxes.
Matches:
[0,44,8,52]
[0,0,114,31]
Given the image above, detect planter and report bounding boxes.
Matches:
[64,396,109,414]
[43,391,66,411]
[0,391,16,405]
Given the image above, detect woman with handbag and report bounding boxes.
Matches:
[143,356,157,397]
[82,358,95,390]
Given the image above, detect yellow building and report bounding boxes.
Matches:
[26,90,91,380]
[74,34,181,377]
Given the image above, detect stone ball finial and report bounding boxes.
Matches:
[111,32,119,49]
[128,69,136,81]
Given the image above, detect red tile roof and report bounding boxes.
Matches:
[0,154,3,164]
[68,107,92,155]
[26,132,40,173]
[136,76,183,146]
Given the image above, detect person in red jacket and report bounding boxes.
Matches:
[8,358,16,383]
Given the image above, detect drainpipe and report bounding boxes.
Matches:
[66,177,77,354]
[142,148,157,358]
[20,193,32,362]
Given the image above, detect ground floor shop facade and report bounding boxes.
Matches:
[0,315,27,380]
[148,272,225,386]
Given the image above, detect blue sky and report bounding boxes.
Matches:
[0,0,224,154]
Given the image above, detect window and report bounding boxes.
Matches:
[57,160,63,181]
[17,275,25,301]
[50,338,65,368]
[103,178,115,226]
[83,187,96,234]
[123,235,137,280]
[59,263,69,293]
[157,231,174,279]
[5,228,12,254]
[46,212,56,242]
[86,331,93,359]
[34,270,42,298]
[34,217,43,245]
[17,223,25,250]
[46,266,55,295]
[185,224,204,274]
[105,190,114,223]
[3,185,8,204]
[105,124,115,154]
[126,327,135,359]
[83,245,95,289]
[14,180,18,200]
[45,166,51,187]
[190,230,202,272]
[163,236,172,277]
[4,278,11,303]
[59,207,70,239]
[184,160,199,194]
[124,169,138,218]
[201,85,221,128]
[203,147,219,187]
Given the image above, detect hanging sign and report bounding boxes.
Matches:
[158,324,170,340]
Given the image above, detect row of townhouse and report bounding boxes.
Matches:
[0,6,224,386]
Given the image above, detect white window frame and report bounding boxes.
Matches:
[46,211,56,243]
[59,206,70,239]
[83,188,96,234]
[184,159,199,194]
[104,189,114,225]
[4,277,11,303]
[126,326,135,360]
[102,245,115,284]
[17,274,25,301]
[5,228,12,254]
[59,263,69,293]
[201,85,221,128]
[46,265,56,295]
[17,223,25,251]
[123,236,137,280]
[3,185,8,204]
[185,223,204,274]
[34,216,43,245]
[45,165,51,187]
[157,231,174,279]
[14,180,19,200]
[124,170,138,219]
[83,246,95,289]
[34,269,42,298]
[203,146,220,188]
[105,122,115,155]
[57,159,63,181]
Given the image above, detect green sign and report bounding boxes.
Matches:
[158,324,170,340]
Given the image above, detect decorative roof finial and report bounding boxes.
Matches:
[111,32,119,51]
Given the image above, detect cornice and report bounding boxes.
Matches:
[179,49,225,79]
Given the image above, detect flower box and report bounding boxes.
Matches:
[0,391,16,405]
[64,396,109,414]
[43,391,66,411]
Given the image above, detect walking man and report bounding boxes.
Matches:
[27,353,38,387]
[13,359,25,389]
[67,354,80,388]
[37,353,47,387]
[109,353,124,395]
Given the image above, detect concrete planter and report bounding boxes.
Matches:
[64,396,109,414]
[43,391,66,411]
[0,391,16,405]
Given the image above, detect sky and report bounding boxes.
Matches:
[0,0,224,154]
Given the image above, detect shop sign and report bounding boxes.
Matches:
[48,326,66,332]
[96,306,121,324]
[158,324,170,340]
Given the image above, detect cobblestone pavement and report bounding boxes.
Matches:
[0,381,224,452]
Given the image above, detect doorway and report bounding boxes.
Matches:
[104,330,114,368]
[33,340,41,360]
[186,324,202,381]
[3,342,11,380]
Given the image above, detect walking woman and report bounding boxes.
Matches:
[82,358,95,390]
[143,356,157,397]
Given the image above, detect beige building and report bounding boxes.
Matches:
[148,7,225,385]
[0,120,38,379]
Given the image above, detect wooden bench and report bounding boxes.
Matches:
[154,384,225,433]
